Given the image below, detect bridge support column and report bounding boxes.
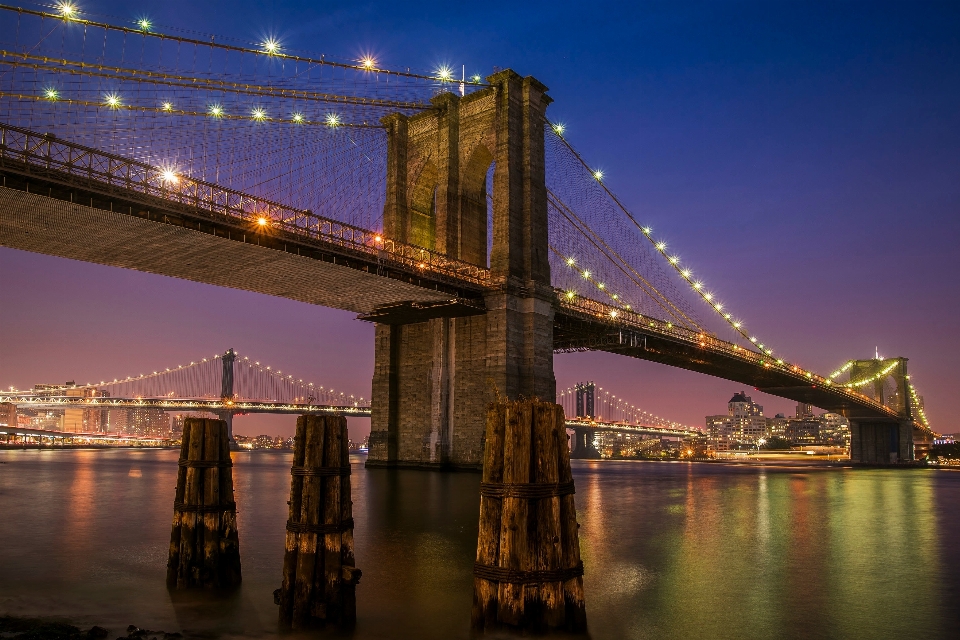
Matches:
[570,427,601,460]
[850,420,914,464]
[367,70,555,470]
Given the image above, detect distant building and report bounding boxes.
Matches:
[108,408,170,436]
[0,403,15,427]
[706,391,767,450]
[62,387,109,433]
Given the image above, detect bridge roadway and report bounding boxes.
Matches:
[0,123,919,430]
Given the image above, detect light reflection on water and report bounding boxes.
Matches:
[0,450,957,639]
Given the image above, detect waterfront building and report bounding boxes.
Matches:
[108,408,170,437]
[706,391,767,450]
[0,402,15,428]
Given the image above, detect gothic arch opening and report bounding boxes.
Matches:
[408,161,438,250]
[460,144,494,267]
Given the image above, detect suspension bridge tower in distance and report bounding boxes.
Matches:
[847,357,928,463]
[571,382,601,459]
[366,70,556,469]
[218,348,237,442]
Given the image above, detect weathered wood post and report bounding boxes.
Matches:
[472,399,587,633]
[166,417,241,589]
[277,414,360,629]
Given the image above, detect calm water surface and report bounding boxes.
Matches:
[1,449,958,639]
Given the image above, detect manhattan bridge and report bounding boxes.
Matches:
[0,3,934,466]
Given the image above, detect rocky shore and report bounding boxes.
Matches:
[0,617,182,640]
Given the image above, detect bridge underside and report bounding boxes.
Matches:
[0,176,462,315]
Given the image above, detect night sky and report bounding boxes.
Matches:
[2,0,958,437]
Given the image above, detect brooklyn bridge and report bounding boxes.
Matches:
[0,3,934,466]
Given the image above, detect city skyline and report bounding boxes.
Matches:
[2,0,958,436]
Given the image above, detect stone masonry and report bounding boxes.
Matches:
[368,70,556,469]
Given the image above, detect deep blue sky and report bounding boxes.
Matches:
[2,0,959,436]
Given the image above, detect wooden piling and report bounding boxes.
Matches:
[277,415,360,630]
[471,399,587,634]
[166,418,241,590]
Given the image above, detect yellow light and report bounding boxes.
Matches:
[553,122,565,136]
[566,257,575,265]
[598,283,605,289]
[262,39,281,55]
[583,270,590,278]
[137,18,151,31]
[57,2,77,18]
[104,93,121,108]
[325,113,341,127]
[471,74,482,83]
[257,217,269,227]
[209,104,223,117]
[44,88,59,100]
[669,255,679,264]
[292,112,304,123]
[693,281,703,290]
[436,65,454,81]
[655,241,667,251]
[681,269,691,278]
[360,56,376,69]
[566,291,575,299]
[593,169,604,181]
[610,310,618,318]
[160,169,178,184]
[642,227,652,235]
[252,108,267,121]
[374,235,382,242]
[161,102,173,111]
[704,293,713,301]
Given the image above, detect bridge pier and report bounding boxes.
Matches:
[570,427,601,460]
[849,420,914,464]
[367,70,555,470]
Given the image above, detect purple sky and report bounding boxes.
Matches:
[2,0,959,437]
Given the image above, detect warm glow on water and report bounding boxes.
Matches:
[0,450,958,639]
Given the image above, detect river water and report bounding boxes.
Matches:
[1,449,958,639]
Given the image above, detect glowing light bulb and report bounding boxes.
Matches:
[209,104,223,117]
[436,65,454,81]
[57,3,77,18]
[160,169,178,184]
[669,255,679,264]
[610,310,618,318]
[693,281,703,290]
[161,102,173,111]
[598,283,605,289]
[257,216,269,227]
[704,293,713,301]
[44,88,59,100]
[360,56,376,69]
[252,108,267,121]
[565,291,574,299]
[137,18,151,31]
[655,241,667,252]
[291,112,304,123]
[566,257,575,266]
[104,93,121,108]
[593,169,604,181]
[262,39,281,55]
[733,321,741,328]
[553,122,565,136]
[583,270,591,278]
[681,269,692,278]
[325,113,341,127]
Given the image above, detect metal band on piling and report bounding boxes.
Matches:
[173,500,237,513]
[478,481,575,499]
[285,518,354,535]
[290,465,350,477]
[473,561,584,585]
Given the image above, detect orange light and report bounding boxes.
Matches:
[418,262,426,269]
[257,217,268,226]
[375,235,382,242]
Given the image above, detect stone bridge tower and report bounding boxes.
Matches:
[366,70,556,469]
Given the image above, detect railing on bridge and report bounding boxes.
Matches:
[0,122,491,288]
[555,291,925,428]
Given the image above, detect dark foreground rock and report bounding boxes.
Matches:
[0,617,181,640]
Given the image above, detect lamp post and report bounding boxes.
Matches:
[757,437,767,456]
